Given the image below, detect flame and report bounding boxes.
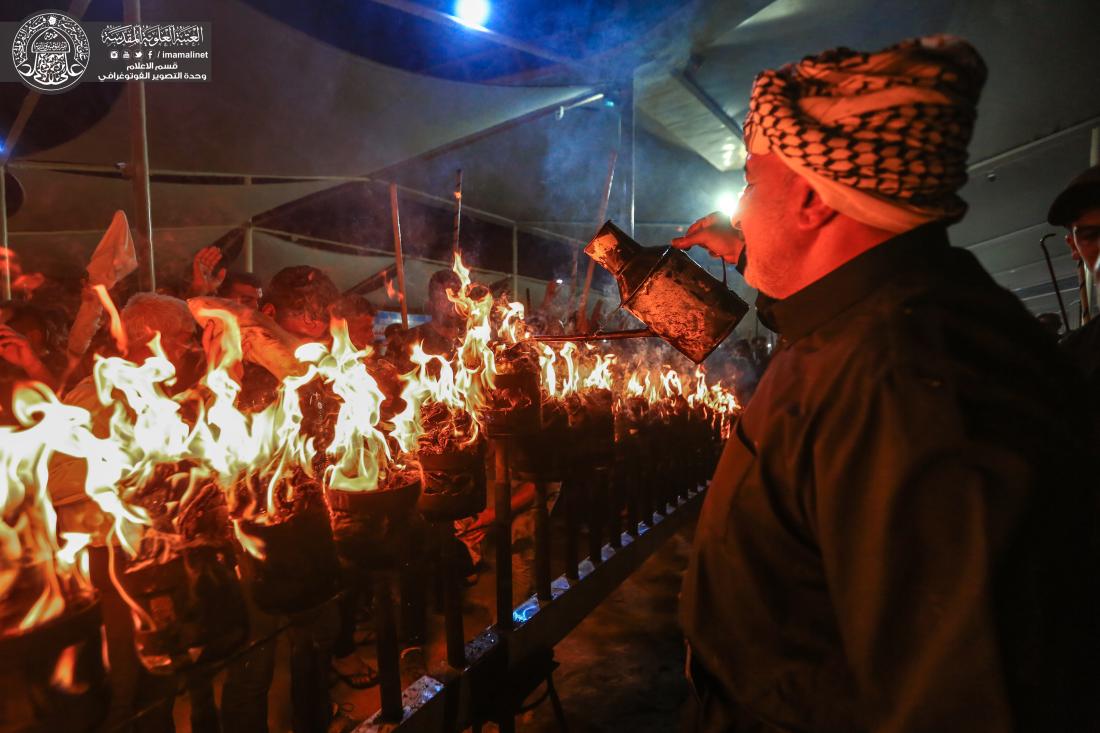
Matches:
[393,253,501,454]
[2,249,743,637]
[583,353,615,391]
[497,301,527,345]
[308,320,391,493]
[384,275,397,300]
[660,367,683,399]
[1,384,96,632]
[51,642,89,694]
[193,307,318,523]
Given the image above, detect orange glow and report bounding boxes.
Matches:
[92,284,128,354]
[1,252,740,635]
[50,643,89,694]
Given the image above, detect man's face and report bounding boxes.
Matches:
[1066,206,1100,274]
[128,324,201,381]
[737,153,802,297]
[225,281,262,310]
[345,314,375,351]
[272,305,330,340]
[428,284,462,328]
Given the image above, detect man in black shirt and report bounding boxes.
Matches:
[1048,164,1100,391]
[389,268,464,371]
[674,36,1096,732]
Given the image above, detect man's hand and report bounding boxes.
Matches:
[13,271,46,296]
[0,325,52,384]
[671,212,745,263]
[191,246,226,296]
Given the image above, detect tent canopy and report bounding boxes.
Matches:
[3,0,1099,326]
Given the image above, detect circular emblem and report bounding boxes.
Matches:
[11,11,90,93]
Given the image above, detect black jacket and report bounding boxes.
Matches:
[681,223,1098,732]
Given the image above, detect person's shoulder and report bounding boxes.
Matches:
[798,267,1070,408]
[63,375,101,409]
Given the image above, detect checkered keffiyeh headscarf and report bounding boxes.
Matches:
[744,35,987,232]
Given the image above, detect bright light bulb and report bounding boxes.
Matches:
[555,278,564,285]
[716,191,740,218]
[455,0,490,29]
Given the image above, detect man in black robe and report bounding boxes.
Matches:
[674,36,1097,732]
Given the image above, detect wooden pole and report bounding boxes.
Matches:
[389,183,409,328]
[125,0,155,292]
[577,149,618,328]
[452,169,463,259]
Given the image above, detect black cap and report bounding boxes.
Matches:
[1048,164,1100,226]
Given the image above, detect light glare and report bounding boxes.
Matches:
[716,191,740,218]
[455,0,490,29]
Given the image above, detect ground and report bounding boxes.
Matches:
[517,526,692,733]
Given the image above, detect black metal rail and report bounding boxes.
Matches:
[353,486,705,732]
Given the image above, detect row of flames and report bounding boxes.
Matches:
[1,255,739,636]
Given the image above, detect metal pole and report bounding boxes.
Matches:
[389,183,409,328]
[577,149,618,327]
[534,479,552,603]
[1,166,9,300]
[493,437,513,631]
[242,175,253,273]
[1039,233,1071,331]
[125,0,155,292]
[440,523,467,668]
[452,169,463,259]
[587,467,605,566]
[511,224,519,300]
[620,77,636,237]
[243,220,254,273]
[374,573,403,722]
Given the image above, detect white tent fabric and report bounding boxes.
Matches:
[21,0,591,179]
[8,225,238,284]
[7,167,337,233]
[4,0,593,302]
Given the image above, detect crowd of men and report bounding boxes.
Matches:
[0,240,616,732]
